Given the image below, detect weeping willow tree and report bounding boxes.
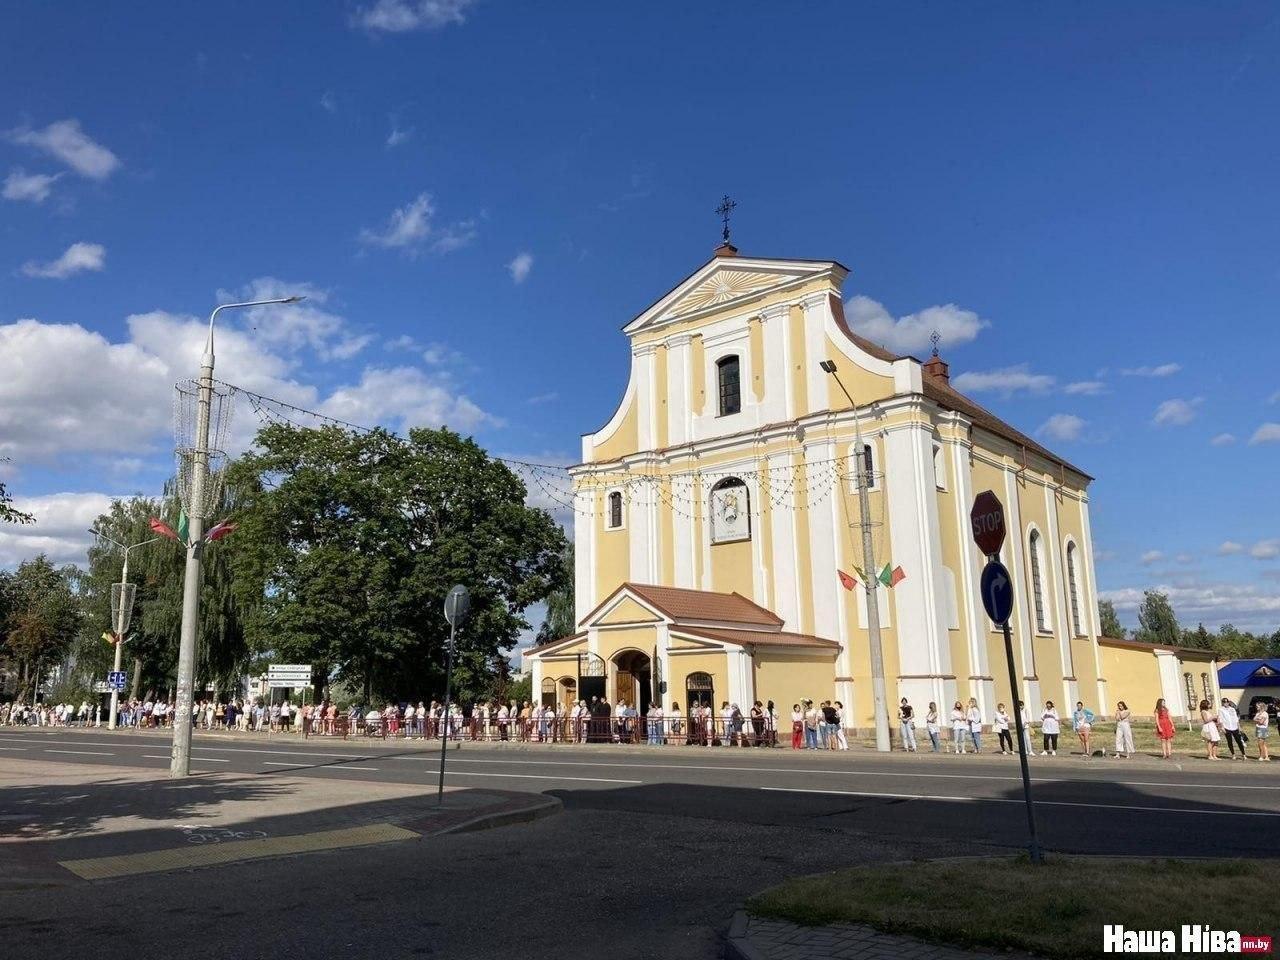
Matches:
[80,480,260,698]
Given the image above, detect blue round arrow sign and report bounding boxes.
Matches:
[980,560,1014,625]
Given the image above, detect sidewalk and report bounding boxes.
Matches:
[726,911,1039,960]
[0,758,559,889]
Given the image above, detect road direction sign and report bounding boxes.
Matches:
[970,490,1007,557]
[107,671,127,691]
[980,560,1014,625]
[267,664,311,675]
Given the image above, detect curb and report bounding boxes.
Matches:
[724,911,769,960]
[423,794,563,838]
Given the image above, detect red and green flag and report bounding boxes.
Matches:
[878,564,908,588]
[177,509,189,544]
[205,519,237,542]
[149,517,181,542]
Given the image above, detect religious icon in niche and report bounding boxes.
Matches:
[710,477,751,544]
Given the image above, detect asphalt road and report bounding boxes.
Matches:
[3,726,1277,858]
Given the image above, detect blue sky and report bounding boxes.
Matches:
[1,1,1278,632]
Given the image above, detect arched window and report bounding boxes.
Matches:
[1065,542,1083,637]
[716,355,741,417]
[1029,530,1047,632]
[540,677,556,707]
[607,490,623,529]
[710,476,751,543]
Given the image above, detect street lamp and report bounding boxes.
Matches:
[170,295,304,779]
[89,528,159,729]
[819,360,891,753]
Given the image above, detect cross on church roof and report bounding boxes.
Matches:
[715,194,737,244]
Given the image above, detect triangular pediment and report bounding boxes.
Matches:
[596,596,661,626]
[624,257,846,334]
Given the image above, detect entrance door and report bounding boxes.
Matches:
[615,670,635,707]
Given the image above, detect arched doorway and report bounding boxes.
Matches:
[540,678,556,708]
[557,676,577,709]
[685,671,714,709]
[612,649,652,715]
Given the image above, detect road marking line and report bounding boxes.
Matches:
[760,786,1280,817]
[45,749,113,756]
[442,770,640,784]
[58,823,419,880]
[141,755,229,763]
[262,761,309,767]
[0,746,29,751]
[325,766,380,772]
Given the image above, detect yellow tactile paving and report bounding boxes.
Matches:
[58,823,419,880]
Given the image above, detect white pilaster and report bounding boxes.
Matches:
[766,451,801,630]
[1078,495,1107,713]
[574,489,596,626]
[1002,469,1038,699]
[805,441,840,644]
[667,334,693,448]
[884,421,951,687]
[760,304,791,424]
[950,433,992,714]
[633,344,658,452]
[800,293,828,416]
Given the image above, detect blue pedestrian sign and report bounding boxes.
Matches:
[980,561,1014,626]
[107,671,127,691]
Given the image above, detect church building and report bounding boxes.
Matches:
[525,237,1213,730]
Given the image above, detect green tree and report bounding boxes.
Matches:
[1097,599,1124,639]
[81,491,257,699]
[1134,590,1179,647]
[228,423,567,705]
[1,556,82,700]
[1182,622,1212,650]
[0,475,34,526]
[535,544,575,645]
[1211,623,1267,661]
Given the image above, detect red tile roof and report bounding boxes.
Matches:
[621,582,784,626]
[676,626,840,650]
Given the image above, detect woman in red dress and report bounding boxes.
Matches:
[1154,698,1176,760]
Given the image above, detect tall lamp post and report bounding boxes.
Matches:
[438,584,470,805]
[89,529,158,729]
[170,295,304,779]
[819,360,891,753]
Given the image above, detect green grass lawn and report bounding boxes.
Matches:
[748,856,1279,960]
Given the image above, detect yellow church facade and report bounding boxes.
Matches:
[525,243,1211,730]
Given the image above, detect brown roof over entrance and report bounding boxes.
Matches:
[610,582,784,626]
[677,626,840,650]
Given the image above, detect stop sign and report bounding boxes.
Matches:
[970,490,1006,557]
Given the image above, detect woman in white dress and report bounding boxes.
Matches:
[1200,699,1221,760]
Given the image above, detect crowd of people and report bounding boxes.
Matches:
[3,690,1271,762]
[889,694,1272,761]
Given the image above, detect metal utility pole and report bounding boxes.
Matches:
[89,529,158,729]
[439,585,470,805]
[819,361,891,752]
[170,295,303,778]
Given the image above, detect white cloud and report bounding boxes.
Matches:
[1249,423,1280,445]
[1036,413,1085,442]
[1174,553,1195,565]
[359,192,476,255]
[952,364,1055,397]
[507,251,534,284]
[1210,433,1236,446]
[320,91,337,113]
[527,392,557,405]
[320,366,493,432]
[354,0,476,32]
[1121,363,1181,378]
[1218,541,1244,555]
[215,278,371,361]
[1100,581,1280,632]
[1251,540,1280,560]
[3,168,61,203]
[386,124,413,147]
[0,492,117,567]
[844,295,989,355]
[9,119,120,180]
[1140,550,1164,565]
[21,241,106,279]
[1152,397,1201,427]
[1063,380,1105,396]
